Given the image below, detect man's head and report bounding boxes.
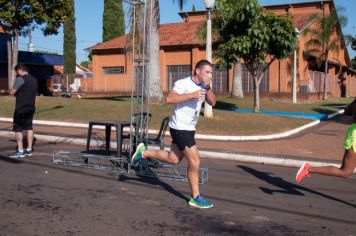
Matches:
[194,60,213,83]
[14,64,29,76]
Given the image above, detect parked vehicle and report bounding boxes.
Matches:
[52,83,65,93]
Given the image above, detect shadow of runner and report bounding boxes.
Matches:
[238,165,356,208]
[0,155,23,164]
[118,174,189,202]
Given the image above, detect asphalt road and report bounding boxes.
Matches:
[0,137,355,235]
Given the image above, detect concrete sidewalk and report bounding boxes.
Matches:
[0,112,354,172]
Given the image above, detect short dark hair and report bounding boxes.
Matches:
[194,60,212,75]
[14,64,29,72]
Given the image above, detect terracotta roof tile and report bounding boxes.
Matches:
[160,21,204,46]
[89,11,314,51]
[90,21,204,51]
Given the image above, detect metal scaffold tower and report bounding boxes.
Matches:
[52,0,208,184]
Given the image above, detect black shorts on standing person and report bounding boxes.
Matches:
[8,64,38,158]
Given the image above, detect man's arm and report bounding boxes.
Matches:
[205,86,216,106]
[7,77,24,95]
[166,90,204,104]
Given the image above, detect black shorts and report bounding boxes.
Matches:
[13,109,35,132]
[170,128,196,151]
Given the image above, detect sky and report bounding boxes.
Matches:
[18,0,356,64]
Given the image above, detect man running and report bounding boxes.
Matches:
[131,60,216,209]
[8,64,38,158]
[296,98,356,183]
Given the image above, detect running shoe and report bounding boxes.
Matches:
[9,150,26,158]
[131,143,146,165]
[188,195,214,209]
[296,162,312,183]
[24,149,33,156]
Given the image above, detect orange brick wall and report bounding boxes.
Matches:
[90,1,356,97]
[92,52,132,92]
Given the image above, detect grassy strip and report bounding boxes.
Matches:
[0,96,352,135]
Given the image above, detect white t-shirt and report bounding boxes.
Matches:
[169,76,205,131]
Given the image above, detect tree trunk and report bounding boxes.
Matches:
[10,30,19,88]
[6,33,12,89]
[147,0,164,103]
[232,62,243,98]
[253,76,260,113]
[323,58,328,100]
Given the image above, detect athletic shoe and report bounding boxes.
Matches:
[9,150,26,158]
[188,195,214,209]
[131,143,146,165]
[24,149,33,156]
[296,162,312,183]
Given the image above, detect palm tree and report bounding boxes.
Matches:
[303,6,347,100]
[146,0,186,103]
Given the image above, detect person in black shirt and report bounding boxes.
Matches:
[7,64,38,158]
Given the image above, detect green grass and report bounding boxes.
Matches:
[0,96,352,135]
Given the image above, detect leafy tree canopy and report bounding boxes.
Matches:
[0,0,70,35]
[215,0,297,69]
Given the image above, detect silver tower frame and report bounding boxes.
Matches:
[53,0,208,184]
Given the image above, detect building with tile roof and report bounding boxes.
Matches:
[87,0,356,99]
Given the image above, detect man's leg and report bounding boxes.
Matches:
[26,129,34,150]
[143,143,183,165]
[183,145,200,198]
[15,132,24,151]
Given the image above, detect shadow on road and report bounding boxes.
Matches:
[118,174,189,202]
[238,165,356,208]
[0,154,23,164]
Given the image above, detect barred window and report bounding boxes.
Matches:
[103,66,125,75]
[167,65,191,90]
[212,65,229,94]
[241,64,269,93]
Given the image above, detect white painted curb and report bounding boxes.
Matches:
[0,109,344,141]
[1,129,354,173]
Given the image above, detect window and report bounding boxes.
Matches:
[212,65,229,94]
[103,66,125,75]
[167,65,192,90]
[241,64,269,93]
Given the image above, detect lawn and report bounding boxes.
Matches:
[0,96,353,135]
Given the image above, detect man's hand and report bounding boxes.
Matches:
[7,88,16,95]
[192,89,206,101]
[200,74,212,90]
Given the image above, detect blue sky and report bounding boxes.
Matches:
[18,0,356,64]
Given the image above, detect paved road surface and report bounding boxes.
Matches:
[0,137,355,235]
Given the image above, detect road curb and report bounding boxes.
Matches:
[1,129,354,173]
[0,109,344,141]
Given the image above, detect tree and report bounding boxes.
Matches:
[302,7,347,100]
[80,61,90,69]
[351,35,356,51]
[103,0,125,42]
[146,0,164,103]
[63,0,76,75]
[215,0,297,112]
[145,0,186,103]
[352,57,356,69]
[0,0,70,88]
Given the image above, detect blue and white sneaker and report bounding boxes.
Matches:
[24,149,33,156]
[188,195,214,209]
[9,150,26,158]
[131,143,146,165]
